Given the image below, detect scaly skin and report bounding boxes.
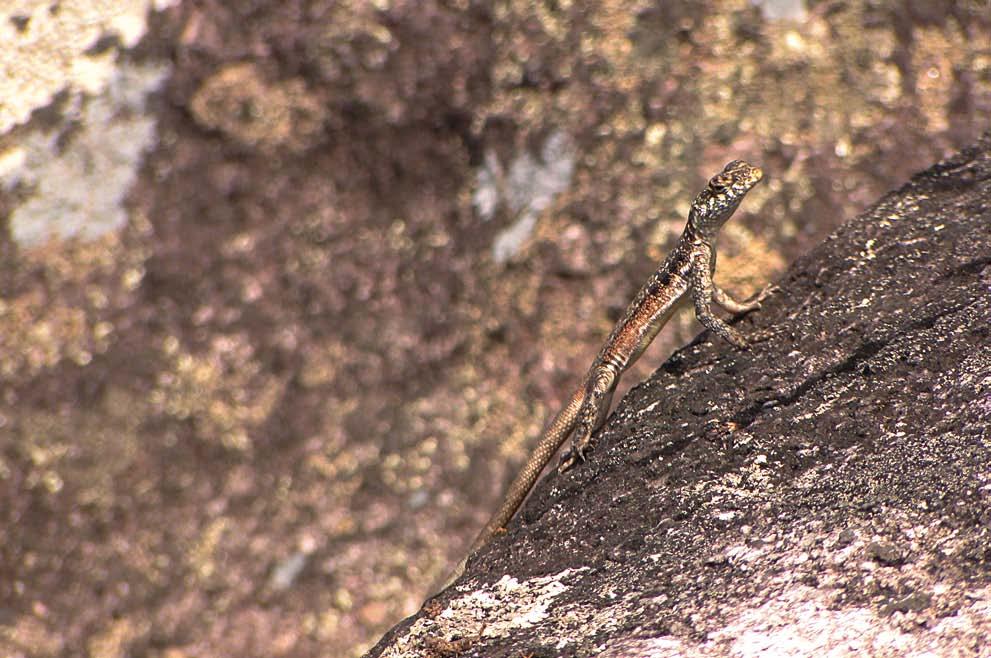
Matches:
[442,160,772,590]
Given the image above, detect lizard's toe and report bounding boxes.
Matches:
[727,331,749,349]
[558,446,586,473]
[755,284,781,303]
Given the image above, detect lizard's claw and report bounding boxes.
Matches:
[558,446,586,473]
[754,283,781,305]
[729,284,780,317]
[726,329,750,350]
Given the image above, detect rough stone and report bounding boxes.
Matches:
[367,134,991,657]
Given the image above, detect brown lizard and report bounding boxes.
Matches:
[442,159,772,589]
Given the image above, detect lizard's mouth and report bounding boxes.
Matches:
[749,166,764,185]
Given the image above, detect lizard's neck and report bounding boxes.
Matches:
[681,219,715,248]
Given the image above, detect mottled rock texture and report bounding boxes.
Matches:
[1,1,989,657]
[367,133,991,658]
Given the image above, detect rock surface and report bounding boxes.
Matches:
[2,3,990,656]
[366,135,991,657]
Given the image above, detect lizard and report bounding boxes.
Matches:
[442,159,772,589]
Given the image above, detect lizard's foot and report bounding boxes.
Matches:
[722,327,750,350]
[558,445,587,473]
[728,284,781,316]
[734,301,761,314]
[753,283,781,305]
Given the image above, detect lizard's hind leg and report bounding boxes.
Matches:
[558,365,618,472]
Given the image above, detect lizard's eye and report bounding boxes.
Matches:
[709,175,731,192]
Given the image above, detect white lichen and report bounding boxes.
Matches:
[2,61,169,245]
[474,130,576,263]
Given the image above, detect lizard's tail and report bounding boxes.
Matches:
[435,383,586,592]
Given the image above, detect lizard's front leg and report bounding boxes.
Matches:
[558,363,619,472]
[689,248,749,349]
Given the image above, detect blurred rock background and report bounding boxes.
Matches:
[0,1,987,656]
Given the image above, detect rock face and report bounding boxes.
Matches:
[3,4,990,656]
[367,135,991,657]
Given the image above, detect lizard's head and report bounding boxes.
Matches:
[688,160,763,235]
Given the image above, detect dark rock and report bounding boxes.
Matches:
[367,134,991,656]
[865,541,904,566]
[881,591,933,616]
[836,528,857,547]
